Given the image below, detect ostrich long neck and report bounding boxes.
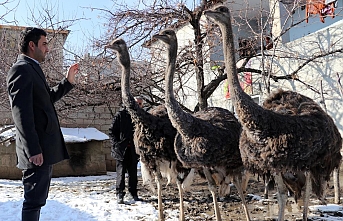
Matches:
[220,21,267,130]
[164,42,195,135]
[118,51,153,124]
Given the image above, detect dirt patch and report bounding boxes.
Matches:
[136,172,343,221]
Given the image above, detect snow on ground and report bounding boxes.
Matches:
[0,172,164,221]
[1,172,343,221]
[2,127,343,220]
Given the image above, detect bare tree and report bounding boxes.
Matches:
[90,0,226,111]
[92,0,343,114]
[1,0,342,124]
[0,0,18,24]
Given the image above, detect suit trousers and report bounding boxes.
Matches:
[21,165,53,221]
[116,148,138,197]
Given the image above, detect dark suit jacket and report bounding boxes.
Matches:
[7,54,73,169]
[108,108,137,161]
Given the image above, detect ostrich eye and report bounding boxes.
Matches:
[219,6,228,13]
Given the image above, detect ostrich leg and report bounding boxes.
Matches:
[232,175,251,221]
[303,172,312,221]
[264,180,269,199]
[203,168,222,221]
[176,180,185,221]
[334,167,341,204]
[241,170,251,194]
[154,171,165,221]
[263,173,273,199]
[274,173,287,221]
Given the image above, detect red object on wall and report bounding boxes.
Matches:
[224,72,252,99]
[306,0,337,23]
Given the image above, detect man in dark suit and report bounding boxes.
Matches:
[109,97,143,204]
[7,27,79,221]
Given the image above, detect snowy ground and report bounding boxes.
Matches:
[1,171,343,221]
[1,126,343,220]
[0,172,163,221]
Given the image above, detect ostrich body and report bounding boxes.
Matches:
[153,29,251,221]
[106,39,194,221]
[204,5,342,221]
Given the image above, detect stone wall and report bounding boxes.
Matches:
[59,104,119,172]
[0,104,13,125]
[60,105,117,132]
[0,140,108,179]
[0,141,19,179]
[54,141,107,177]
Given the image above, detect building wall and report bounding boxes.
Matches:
[270,21,343,133]
[59,104,120,172]
[0,25,69,71]
[176,25,198,110]
[286,0,342,42]
[209,15,343,136]
[0,140,108,179]
[149,1,343,142]
[0,105,13,125]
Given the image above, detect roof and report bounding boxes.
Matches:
[0,24,70,35]
[0,126,109,145]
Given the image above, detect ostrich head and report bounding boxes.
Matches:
[105,38,130,68]
[153,28,178,68]
[106,38,127,53]
[203,5,231,26]
[153,29,177,47]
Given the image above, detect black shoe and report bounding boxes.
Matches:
[133,195,142,201]
[117,195,124,204]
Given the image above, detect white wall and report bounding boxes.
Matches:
[206,1,343,135]
[273,20,343,133]
[215,19,343,135]
[289,0,342,41]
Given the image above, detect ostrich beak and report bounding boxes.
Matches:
[152,34,168,42]
[105,43,113,50]
[203,10,217,20]
[105,38,118,50]
[152,34,161,40]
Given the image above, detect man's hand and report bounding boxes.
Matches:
[66,63,79,84]
[29,153,43,166]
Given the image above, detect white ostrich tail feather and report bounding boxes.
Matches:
[219,175,232,197]
[140,162,156,193]
[159,160,177,186]
[182,168,196,191]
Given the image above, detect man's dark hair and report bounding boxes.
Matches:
[19,27,47,53]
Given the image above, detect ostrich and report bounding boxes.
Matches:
[204,5,342,221]
[153,29,251,221]
[106,38,195,221]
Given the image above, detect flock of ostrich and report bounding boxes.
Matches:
[105,5,343,221]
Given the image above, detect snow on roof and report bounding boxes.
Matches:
[61,127,109,143]
[0,126,109,144]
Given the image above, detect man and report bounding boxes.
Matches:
[7,27,79,221]
[109,97,143,204]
